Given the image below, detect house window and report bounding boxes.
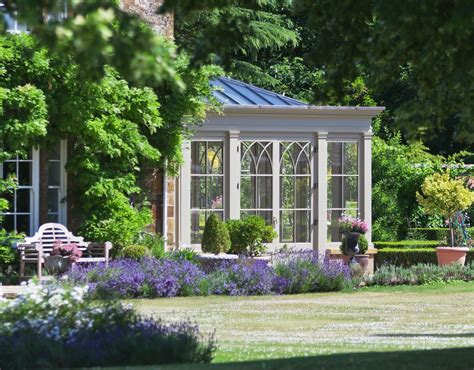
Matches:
[327,141,359,242]
[47,143,62,222]
[240,141,273,225]
[279,142,312,243]
[190,141,224,244]
[0,151,35,234]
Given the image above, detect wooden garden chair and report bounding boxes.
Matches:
[17,223,112,279]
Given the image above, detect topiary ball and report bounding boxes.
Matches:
[201,214,231,254]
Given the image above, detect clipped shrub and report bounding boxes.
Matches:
[0,282,215,368]
[340,234,368,255]
[201,214,230,254]
[368,263,474,286]
[272,251,351,294]
[375,248,474,268]
[226,216,277,256]
[374,240,440,249]
[119,244,151,260]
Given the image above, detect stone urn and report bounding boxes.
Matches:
[44,255,71,275]
[436,247,469,266]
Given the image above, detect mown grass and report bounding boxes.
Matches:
[134,281,474,366]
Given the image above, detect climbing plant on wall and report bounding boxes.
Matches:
[0,33,220,248]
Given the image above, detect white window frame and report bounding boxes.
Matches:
[0,140,67,235]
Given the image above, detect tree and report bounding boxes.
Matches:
[295,0,474,146]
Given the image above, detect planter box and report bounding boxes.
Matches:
[436,247,469,266]
[325,248,377,276]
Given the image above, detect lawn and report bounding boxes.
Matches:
[134,282,474,369]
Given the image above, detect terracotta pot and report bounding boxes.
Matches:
[354,254,369,273]
[436,247,469,266]
[341,255,350,264]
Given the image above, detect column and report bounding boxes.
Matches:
[227,131,240,220]
[361,131,373,244]
[178,140,191,247]
[314,132,328,253]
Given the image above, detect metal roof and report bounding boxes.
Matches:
[211,76,308,107]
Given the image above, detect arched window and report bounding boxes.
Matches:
[240,141,273,224]
[279,142,312,243]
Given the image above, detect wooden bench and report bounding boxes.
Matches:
[17,223,112,279]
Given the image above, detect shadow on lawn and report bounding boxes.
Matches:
[153,347,474,370]
[376,333,474,338]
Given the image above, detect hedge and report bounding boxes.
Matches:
[373,240,440,249]
[408,227,474,241]
[375,248,474,268]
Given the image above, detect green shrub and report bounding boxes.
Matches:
[368,263,474,286]
[408,227,474,241]
[119,244,151,260]
[340,234,368,255]
[226,216,277,256]
[164,248,198,262]
[201,214,231,254]
[375,248,474,268]
[137,232,165,259]
[374,240,440,249]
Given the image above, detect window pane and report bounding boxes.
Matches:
[327,209,343,242]
[295,177,311,209]
[344,142,358,175]
[191,211,205,244]
[240,176,253,209]
[48,213,59,222]
[328,176,343,209]
[16,215,30,234]
[191,177,206,209]
[257,211,273,226]
[280,176,295,209]
[208,176,223,209]
[295,210,310,243]
[328,142,343,175]
[3,215,14,231]
[257,146,272,174]
[16,189,30,212]
[280,210,294,243]
[3,192,14,212]
[18,162,32,186]
[48,161,61,186]
[48,143,61,161]
[280,143,294,175]
[48,188,59,214]
[207,142,223,174]
[344,176,358,209]
[257,176,272,209]
[2,162,16,180]
[191,142,206,174]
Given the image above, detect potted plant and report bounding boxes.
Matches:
[44,241,83,275]
[338,216,369,271]
[417,172,474,266]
